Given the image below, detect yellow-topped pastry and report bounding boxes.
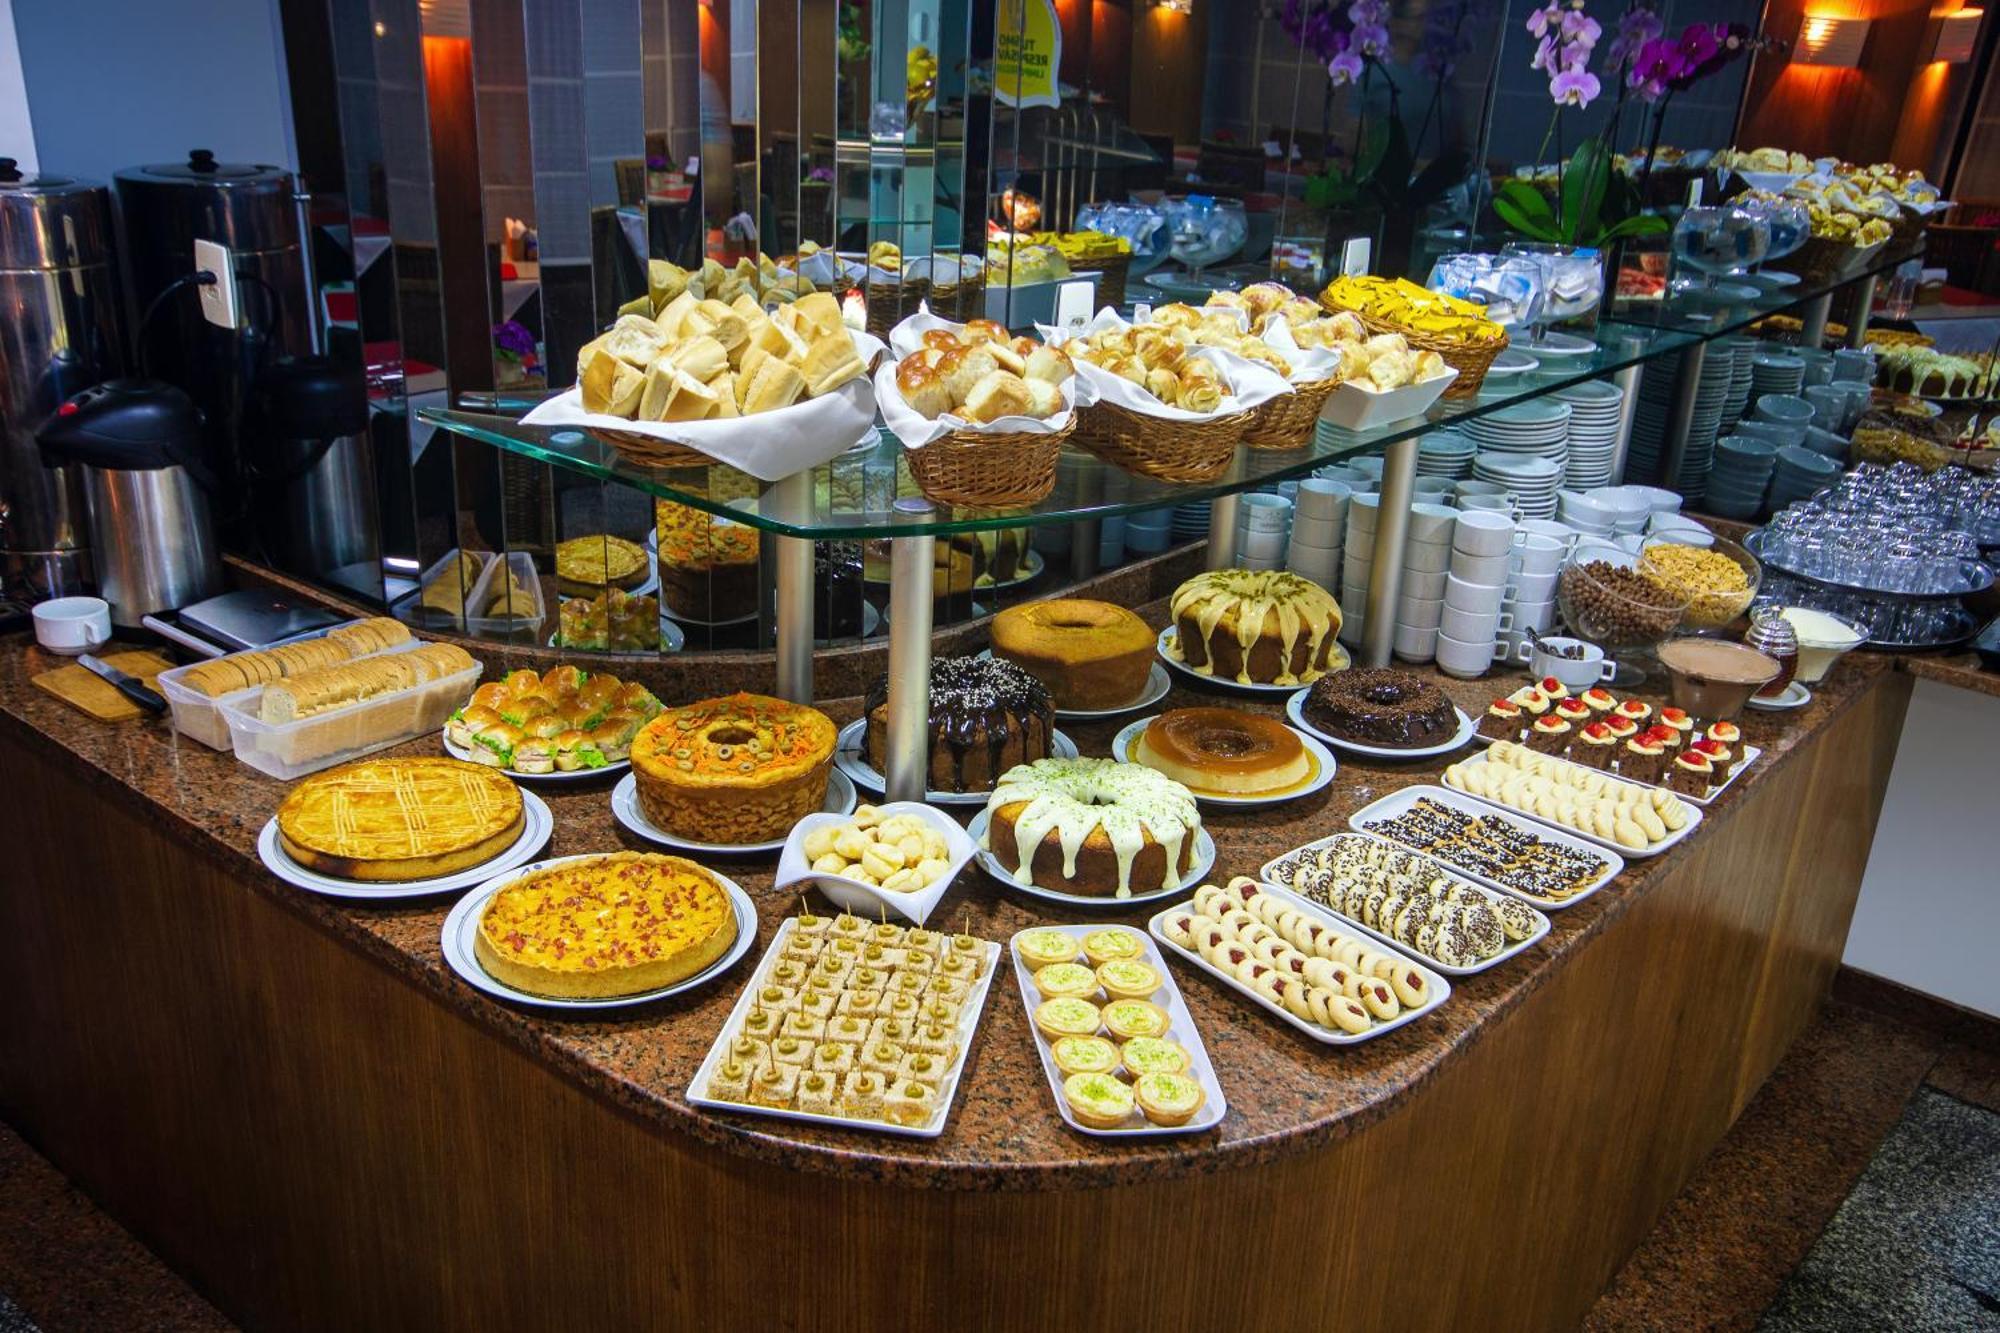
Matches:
[475,851,737,999]
[1062,1071,1136,1129]
[1119,1036,1191,1077]
[1050,1035,1120,1077]
[1032,962,1101,1001]
[1132,1071,1206,1127]
[1015,928,1081,970]
[632,692,836,843]
[277,756,522,881]
[1101,999,1170,1042]
[1081,928,1146,967]
[1095,959,1161,1001]
[555,533,648,595]
[1033,996,1103,1040]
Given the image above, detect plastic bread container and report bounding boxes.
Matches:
[218,652,484,780]
[157,637,424,753]
[463,550,547,640]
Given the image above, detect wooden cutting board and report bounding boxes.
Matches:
[31,649,176,722]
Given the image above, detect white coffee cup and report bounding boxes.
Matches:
[1340,584,1369,619]
[1509,568,1559,603]
[1451,548,1512,585]
[1511,535,1567,576]
[1509,597,1556,633]
[1435,630,1498,678]
[1339,613,1367,647]
[1404,538,1452,574]
[1402,567,1447,600]
[1452,509,1518,557]
[1398,595,1443,630]
[1238,554,1282,571]
[1392,622,1440,662]
[1240,526,1287,560]
[1408,502,1458,545]
[1444,572,1506,615]
[1517,518,1580,547]
[1291,512,1343,548]
[1441,601,1509,642]
[1526,634,1616,687]
[1288,551,1339,582]
[1296,478,1352,517]
[32,596,112,656]
[1342,559,1372,593]
[1349,493,1381,533]
[1240,492,1293,531]
[1458,494,1516,516]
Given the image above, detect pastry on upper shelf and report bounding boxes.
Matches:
[631,692,836,844]
[860,655,1053,794]
[1167,569,1343,687]
[555,534,649,598]
[277,756,522,881]
[1318,275,1506,348]
[556,586,661,651]
[655,500,756,622]
[980,756,1202,900]
[990,598,1154,711]
[1305,668,1458,749]
[1133,707,1311,796]
[894,320,1072,423]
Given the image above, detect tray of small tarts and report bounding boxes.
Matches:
[1009,925,1225,1136]
[687,912,1001,1138]
[1470,692,1759,808]
[1147,878,1449,1046]
[1346,786,1623,911]
[1470,728,1760,807]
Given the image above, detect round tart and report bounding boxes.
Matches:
[1101,999,1170,1042]
[991,598,1155,710]
[1015,927,1081,969]
[1062,1071,1136,1129]
[1118,1036,1191,1077]
[1095,959,1161,1001]
[631,692,836,843]
[1081,928,1146,968]
[277,756,523,881]
[1032,962,1101,1001]
[1050,1035,1120,1077]
[555,533,648,596]
[473,851,738,998]
[1033,997,1103,1040]
[1134,707,1311,795]
[1132,1071,1206,1127]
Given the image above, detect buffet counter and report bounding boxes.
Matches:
[0,621,1912,1330]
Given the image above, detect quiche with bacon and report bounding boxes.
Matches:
[474,852,738,998]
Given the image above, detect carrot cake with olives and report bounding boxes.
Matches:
[632,692,835,843]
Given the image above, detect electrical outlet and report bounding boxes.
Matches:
[193,239,241,329]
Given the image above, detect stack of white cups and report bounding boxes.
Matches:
[1437,510,1516,677]
[1235,493,1292,570]
[1497,521,1573,659]
[1391,503,1458,663]
[1338,493,1379,648]
[1285,479,1348,589]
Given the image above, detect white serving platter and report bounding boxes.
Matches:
[1469,729,1761,807]
[1441,748,1704,858]
[968,808,1217,909]
[1157,625,1350,696]
[1146,890,1450,1044]
[1109,714,1336,809]
[1283,689,1476,760]
[440,854,757,1011]
[611,768,858,854]
[1009,924,1227,1137]
[1345,784,1623,910]
[832,717,1078,805]
[442,730,633,783]
[685,918,1001,1139]
[255,789,552,901]
[1254,831,1550,975]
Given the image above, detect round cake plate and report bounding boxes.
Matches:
[1157,626,1350,696]
[256,790,554,902]
[1283,692,1478,761]
[965,808,1218,909]
[442,731,633,784]
[831,718,1081,806]
[440,856,757,1011]
[1109,714,1337,810]
[610,768,858,855]
[1745,680,1812,711]
[973,650,1172,720]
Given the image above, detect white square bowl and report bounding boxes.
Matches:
[1320,366,1458,431]
[773,801,976,926]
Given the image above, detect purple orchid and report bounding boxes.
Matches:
[1527,0,1604,109]
[1328,45,1366,85]
[1550,67,1602,106]
[492,320,536,359]
[1606,2,1663,73]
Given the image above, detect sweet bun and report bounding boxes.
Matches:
[896,359,953,419]
[1024,344,1074,384]
[1025,378,1063,417]
[963,370,1032,423]
[1144,366,1182,405]
[941,344,998,403]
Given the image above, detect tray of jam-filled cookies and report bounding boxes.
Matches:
[687,910,1000,1139]
[1009,924,1226,1138]
[1149,877,1450,1044]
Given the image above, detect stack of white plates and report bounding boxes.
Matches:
[1471,452,1564,519]
[1416,430,1477,478]
[1720,337,1756,429]
[1749,352,1805,401]
[1461,400,1571,477]
[1626,348,1731,502]
[1552,380,1625,489]
[1171,502,1211,542]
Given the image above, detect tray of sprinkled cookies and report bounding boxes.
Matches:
[1009,924,1225,1137]
[1149,877,1449,1043]
[1346,786,1622,911]
[687,909,1000,1139]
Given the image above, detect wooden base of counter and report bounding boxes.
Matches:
[0,671,1908,1332]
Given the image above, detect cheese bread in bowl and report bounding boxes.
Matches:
[474,852,738,998]
[277,756,524,881]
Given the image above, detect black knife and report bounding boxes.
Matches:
[78,653,168,715]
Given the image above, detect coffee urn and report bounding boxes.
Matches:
[115,150,378,580]
[0,158,123,601]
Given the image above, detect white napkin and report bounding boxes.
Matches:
[874,359,1078,449]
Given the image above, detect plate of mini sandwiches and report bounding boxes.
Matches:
[442,664,661,780]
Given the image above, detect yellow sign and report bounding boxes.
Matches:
[995,0,1061,109]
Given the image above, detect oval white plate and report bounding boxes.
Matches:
[832,718,1079,805]
[974,649,1171,720]
[442,730,632,783]
[966,808,1217,909]
[256,790,552,901]
[611,768,857,854]
[441,855,757,1011]
[771,801,976,926]
[1284,690,1477,760]
[1745,680,1812,711]
[1110,714,1336,809]
[1157,625,1349,696]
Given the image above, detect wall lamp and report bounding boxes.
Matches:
[1930,8,1984,62]
[1794,14,1871,66]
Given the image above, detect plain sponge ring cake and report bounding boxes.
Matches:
[1168,569,1343,686]
[981,756,1202,899]
[990,599,1154,711]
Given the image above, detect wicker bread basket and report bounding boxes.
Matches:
[1242,376,1340,450]
[1073,252,1132,309]
[902,418,1072,506]
[1072,400,1249,481]
[866,276,930,340]
[1773,235,1884,289]
[590,428,714,471]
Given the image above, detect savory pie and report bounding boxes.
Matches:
[555,534,649,596]
[474,852,738,998]
[276,757,524,881]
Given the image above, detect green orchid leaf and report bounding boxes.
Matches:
[1494,189,1560,243]
[1561,137,1613,248]
[1601,214,1670,240]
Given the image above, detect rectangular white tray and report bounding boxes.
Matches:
[1473,731,1761,806]
[1347,785,1623,910]
[1255,832,1550,975]
[686,919,1000,1139]
[1008,925,1227,1137]
[1442,749,1703,859]
[1147,893,1449,1045]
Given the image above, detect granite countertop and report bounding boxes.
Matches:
[1899,651,1999,699]
[0,621,1896,1192]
